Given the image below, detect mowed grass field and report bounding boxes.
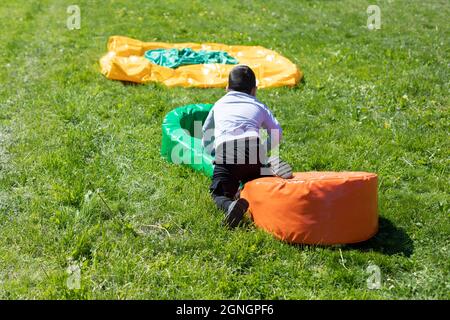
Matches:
[0,0,448,299]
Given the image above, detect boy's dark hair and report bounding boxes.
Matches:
[228,65,256,95]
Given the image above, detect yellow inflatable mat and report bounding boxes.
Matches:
[100,36,302,88]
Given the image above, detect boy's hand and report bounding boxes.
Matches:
[268,156,293,179]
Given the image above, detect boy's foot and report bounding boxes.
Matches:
[267,156,293,179]
[224,198,249,228]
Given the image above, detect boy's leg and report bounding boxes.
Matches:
[210,164,240,212]
[210,163,249,228]
[239,138,265,183]
[210,138,262,227]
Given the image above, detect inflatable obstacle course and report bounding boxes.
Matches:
[161,104,214,177]
[241,172,379,245]
[100,36,302,88]
[160,105,379,245]
[144,48,238,69]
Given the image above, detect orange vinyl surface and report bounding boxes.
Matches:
[241,172,378,245]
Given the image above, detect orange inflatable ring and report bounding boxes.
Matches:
[241,172,378,245]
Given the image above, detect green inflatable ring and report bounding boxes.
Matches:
[161,104,214,177]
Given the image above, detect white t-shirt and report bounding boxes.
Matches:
[202,91,282,155]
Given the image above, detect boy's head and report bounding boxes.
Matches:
[227,65,257,96]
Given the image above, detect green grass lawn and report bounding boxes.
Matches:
[0,0,448,299]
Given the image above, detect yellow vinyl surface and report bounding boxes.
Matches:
[100,36,302,88]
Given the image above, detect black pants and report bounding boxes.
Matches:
[209,137,263,213]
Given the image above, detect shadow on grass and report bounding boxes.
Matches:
[345,217,414,257]
[120,80,142,86]
[241,216,414,257]
[291,75,306,90]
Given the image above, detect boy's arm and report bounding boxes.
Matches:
[202,108,215,154]
[261,106,293,179]
[261,105,283,151]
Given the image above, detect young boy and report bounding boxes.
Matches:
[202,65,292,228]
